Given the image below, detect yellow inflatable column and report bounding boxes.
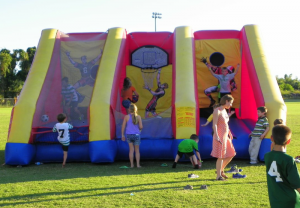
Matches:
[245,25,286,138]
[8,29,58,143]
[89,27,126,141]
[89,28,126,163]
[174,26,198,139]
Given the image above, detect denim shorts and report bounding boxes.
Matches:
[126,134,141,145]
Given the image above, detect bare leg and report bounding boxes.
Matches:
[63,106,71,120]
[221,157,233,172]
[62,151,68,167]
[216,158,223,178]
[135,145,141,167]
[189,157,194,166]
[73,107,81,118]
[174,155,181,163]
[191,155,198,166]
[128,143,135,168]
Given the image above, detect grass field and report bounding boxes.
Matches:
[0,101,299,207]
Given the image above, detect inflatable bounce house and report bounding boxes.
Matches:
[5,25,286,165]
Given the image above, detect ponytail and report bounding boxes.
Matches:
[129,104,139,125]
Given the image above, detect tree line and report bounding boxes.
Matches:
[0,47,36,98]
[276,74,300,92]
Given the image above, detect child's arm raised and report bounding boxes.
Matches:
[232,64,240,76]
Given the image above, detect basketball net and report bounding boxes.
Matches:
[141,69,158,89]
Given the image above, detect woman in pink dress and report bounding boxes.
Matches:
[211,94,236,181]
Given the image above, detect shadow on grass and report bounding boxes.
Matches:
[0,158,264,185]
[0,179,264,207]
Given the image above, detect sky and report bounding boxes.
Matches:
[1,0,299,78]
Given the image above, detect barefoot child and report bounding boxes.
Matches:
[121,104,143,168]
[53,113,73,167]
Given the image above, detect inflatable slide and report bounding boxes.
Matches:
[5,25,286,165]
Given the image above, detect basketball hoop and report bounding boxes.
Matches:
[131,45,168,89]
[141,68,158,89]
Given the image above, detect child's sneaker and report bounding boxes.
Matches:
[200,185,208,189]
[226,165,242,173]
[172,162,177,168]
[232,173,247,179]
[249,161,258,165]
[295,159,300,163]
[188,173,199,178]
[184,185,193,190]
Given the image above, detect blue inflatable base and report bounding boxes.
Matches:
[34,143,90,163]
[5,117,271,165]
[89,140,117,163]
[5,143,36,165]
[116,138,175,160]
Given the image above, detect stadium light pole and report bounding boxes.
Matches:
[152,12,162,32]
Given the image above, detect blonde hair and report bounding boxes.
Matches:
[129,104,139,125]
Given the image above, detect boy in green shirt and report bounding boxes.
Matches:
[172,134,202,169]
[265,125,300,208]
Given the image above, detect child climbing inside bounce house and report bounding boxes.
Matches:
[172,134,202,169]
[121,77,139,114]
[249,106,270,164]
[201,104,235,127]
[52,113,73,168]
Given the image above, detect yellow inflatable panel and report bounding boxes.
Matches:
[175,26,197,139]
[8,29,58,143]
[89,28,126,141]
[245,25,286,138]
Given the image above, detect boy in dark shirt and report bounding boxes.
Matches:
[265,125,300,208]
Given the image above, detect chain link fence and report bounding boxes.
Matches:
[0,98,16,107]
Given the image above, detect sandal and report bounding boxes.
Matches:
[221,172,228,179]
[216,176,227,181]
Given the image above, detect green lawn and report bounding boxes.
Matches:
[0,101,299,207]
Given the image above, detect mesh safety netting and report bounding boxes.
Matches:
[32,31,107,143]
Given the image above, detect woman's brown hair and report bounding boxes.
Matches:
[220,94,234,105]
